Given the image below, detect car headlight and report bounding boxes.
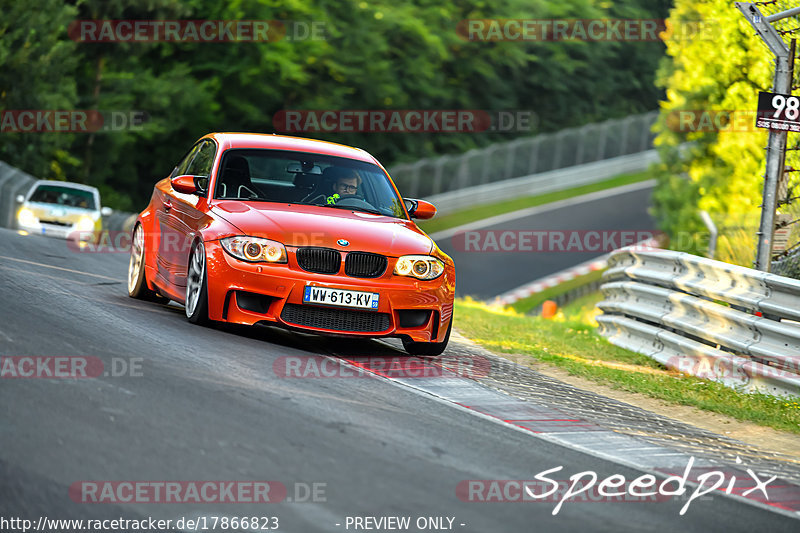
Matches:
[76,216,96,232]
[221,236,287,263]
[17,208,38,226]
[393,255,445,280]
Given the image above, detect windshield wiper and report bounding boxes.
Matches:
[322,204,387,216]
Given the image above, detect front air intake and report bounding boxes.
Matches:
[296,247,341,274]
[281,304,392,333]
[345,252,387,278]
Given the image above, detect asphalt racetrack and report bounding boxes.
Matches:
[1,226,798,532]
[435,182,656,299]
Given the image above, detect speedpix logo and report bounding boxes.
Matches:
[458,457,776,516]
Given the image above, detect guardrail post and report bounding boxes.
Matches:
[736,2,794,271]
[699,210,718,259]
[574,125,590,165]
[432,155,450,196]
[527,137,541,174]
[481,145,499,184]
[618,118,631,157]
[408,160,426,198]
[596,125,608,160]
[552,131,569,170]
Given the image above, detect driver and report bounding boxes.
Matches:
[327,169,361,204]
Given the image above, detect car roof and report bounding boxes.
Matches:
[203,133,378,164]
[32,180,100,193]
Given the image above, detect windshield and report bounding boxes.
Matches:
[29,184,96,210]
[213,149,407,219]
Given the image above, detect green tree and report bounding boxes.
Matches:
[652,0,800,261]
[0,0,79,179]
[69,0,219,211]
[3,0,671,211]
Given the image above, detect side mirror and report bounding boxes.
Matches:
[171,174,199,194]
[404,198,437,220]
[16,194,24,203]
[100,206,113,216]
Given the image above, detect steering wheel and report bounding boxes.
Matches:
[333,194,363,202]
[303,193,374,209]
[303,193,328,205]
[332,195,376,210]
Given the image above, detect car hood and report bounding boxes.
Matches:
[210,202,434,256]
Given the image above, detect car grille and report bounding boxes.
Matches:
[40,219,72,227]
[296,247,341,274]
[345,252,387,278]
[281,304,391,333]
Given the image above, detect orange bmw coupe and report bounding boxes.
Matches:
[127,133,455,355]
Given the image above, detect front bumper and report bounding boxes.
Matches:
[17,221,99,242]
[202,240,455,343]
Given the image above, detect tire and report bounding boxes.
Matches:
[185,241,210,325]
[127,224,168,303]
[402,317,452,356]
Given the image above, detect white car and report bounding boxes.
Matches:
[16,180,112,241]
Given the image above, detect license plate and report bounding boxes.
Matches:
[303,286,379,309]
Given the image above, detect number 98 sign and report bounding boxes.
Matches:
[771,94,800,120]
[756,91,800,132]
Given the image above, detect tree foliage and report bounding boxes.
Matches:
[0,0,79,179]
[652,0,800,260]
[2,0,667,210]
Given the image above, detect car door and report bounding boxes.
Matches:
[156,142,202,288]
[166,140,217,289]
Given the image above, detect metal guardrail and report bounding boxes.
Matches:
[424,150,659,216]
[596,248,800,397]
[388,111,658,202]
[0,161,37,230]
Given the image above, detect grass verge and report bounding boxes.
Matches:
[419,170,653,235]
[454,297,800,434]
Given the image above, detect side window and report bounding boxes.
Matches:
[186,141,216,177]
[174,143,201,177]
[185,141,216,192]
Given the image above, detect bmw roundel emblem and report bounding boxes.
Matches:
[337,239,350,247]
